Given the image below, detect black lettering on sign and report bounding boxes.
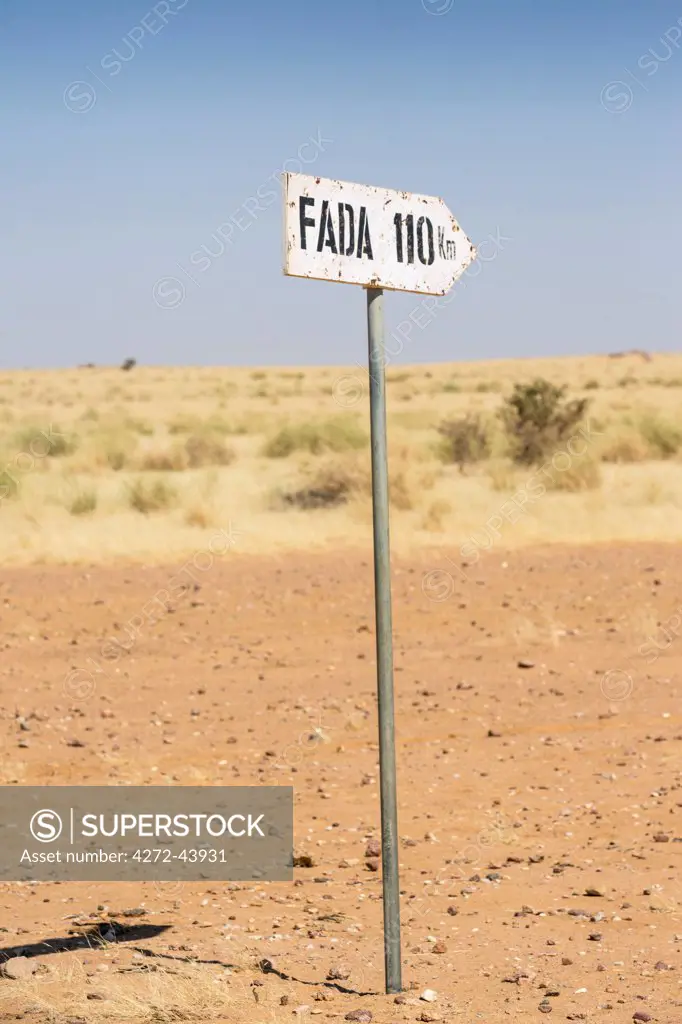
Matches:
[437,226,457,261]
[395,213,434,265]
[405,214,415,264]
[316,200,338,254]
[338,203,355,257]
[356,206,373,260]
[417,217,435,265]
[394,213,404,263]
[299,196,315,250]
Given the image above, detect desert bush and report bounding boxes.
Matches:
[276,452,429,511]
[584,379,600,390]
[421,499,452,532]
[278,462,362,509]
[13,423,78,458]
[93,431,138,471]
[168,414,239,437]
[263,417,367,458]
[168,414,201,436]
[388,469,415,510]
[69,488,98,516]
[436,415,490,470]
[184,501,218,528]
[599,430,650,463]
[500,379,589,466]
[442,379,460,393]
[124,416,154,436]
[126,477,177,513]
[184,432,235,468]
[638,414,682,458]
[138,447,188,472]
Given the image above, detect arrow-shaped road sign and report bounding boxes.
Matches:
[283,172,476,296]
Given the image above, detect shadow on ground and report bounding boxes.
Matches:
[0,923,172,961]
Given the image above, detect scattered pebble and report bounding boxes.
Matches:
[0,956,37,981]
[327,964,351,981]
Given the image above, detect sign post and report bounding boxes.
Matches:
[366,283,402,992]
[283,173,476,995]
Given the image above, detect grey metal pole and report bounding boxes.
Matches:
[365,285,402,995]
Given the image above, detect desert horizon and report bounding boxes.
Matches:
[1,350,682,566]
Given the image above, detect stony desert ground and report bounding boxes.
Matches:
[1,354,681,1022]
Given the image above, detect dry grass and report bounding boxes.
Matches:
[2,353,682,563]
[4,950,279,1024]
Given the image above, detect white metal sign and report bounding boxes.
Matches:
[282,172,475,296]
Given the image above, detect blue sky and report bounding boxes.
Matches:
[2,0,681,369]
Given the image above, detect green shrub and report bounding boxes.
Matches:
[436,415,490,470]
[127,478,177,514]
[69,489,98,516]
[93,430,138,471]
[278,463,360,509]
[263,417,367,458]
[184,433,235,468]
[500,379,589,466]
[638,414,682,458]
[13,424,77,458]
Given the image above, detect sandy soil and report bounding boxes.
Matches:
[0,544,681,1022]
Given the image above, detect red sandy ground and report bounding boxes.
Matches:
[0,544,680,1022]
